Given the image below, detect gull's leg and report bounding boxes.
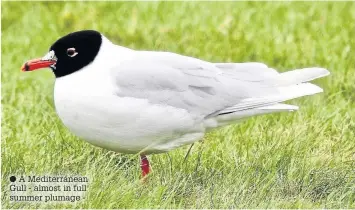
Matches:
[140,155,150,177]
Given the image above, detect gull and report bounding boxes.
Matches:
[22,30,330,177]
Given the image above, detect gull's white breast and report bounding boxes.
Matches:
[53,68,205,154]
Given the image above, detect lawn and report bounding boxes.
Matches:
[1,1,354,209]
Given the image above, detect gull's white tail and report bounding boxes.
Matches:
[266,67,330,87]
[211,64,330,125]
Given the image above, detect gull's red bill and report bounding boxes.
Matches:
[21,58,56,72]
[21,50,57,72]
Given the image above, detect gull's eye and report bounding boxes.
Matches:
[67,48,78,57]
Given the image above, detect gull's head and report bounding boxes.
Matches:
[21,30,103,78]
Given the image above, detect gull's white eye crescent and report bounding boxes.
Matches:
[67,48,78,57]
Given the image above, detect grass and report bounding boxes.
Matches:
[1,1,355,209]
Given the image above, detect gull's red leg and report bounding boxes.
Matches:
[140,155,150,177]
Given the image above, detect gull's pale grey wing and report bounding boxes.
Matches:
[110,51,329,119]
[111,51,248,116]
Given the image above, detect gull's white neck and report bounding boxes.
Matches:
[94,35,134,67]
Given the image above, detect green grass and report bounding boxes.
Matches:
[2,1,355,209]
